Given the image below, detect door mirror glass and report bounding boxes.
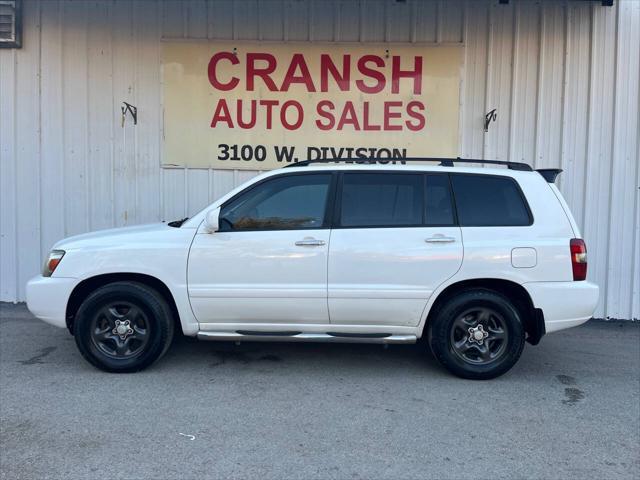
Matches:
[204,207,221,233]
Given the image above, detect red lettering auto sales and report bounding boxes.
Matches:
[208,51,425,163]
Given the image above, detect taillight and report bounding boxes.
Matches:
[570,239,587,281]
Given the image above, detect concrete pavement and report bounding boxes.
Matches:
[1,303,638,480]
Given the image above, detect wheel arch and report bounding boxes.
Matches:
[65,273,182,336]
[423,278,545,345]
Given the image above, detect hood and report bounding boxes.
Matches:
[52,223,176,251]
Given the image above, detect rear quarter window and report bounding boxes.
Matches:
[450,174,532,226]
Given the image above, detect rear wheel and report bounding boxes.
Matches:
[74,282,174,372]
[428,289,525,379]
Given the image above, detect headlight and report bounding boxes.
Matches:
[43,250,65,277]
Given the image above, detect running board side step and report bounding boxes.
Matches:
[197,331,417,344]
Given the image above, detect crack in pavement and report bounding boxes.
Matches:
[19,346,57,365]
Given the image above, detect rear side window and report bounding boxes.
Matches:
[339,173,423,227]
[425,174,455,226]
[450,174,532,226]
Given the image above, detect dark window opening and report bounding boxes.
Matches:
[0,1,22,49]
[220,174,331,231]
[339,173,423,227]
[425,174,455,226]
[450,174,532,226]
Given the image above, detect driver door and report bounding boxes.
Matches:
[187,172,334,325]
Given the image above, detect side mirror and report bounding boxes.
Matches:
[204,207,221,233]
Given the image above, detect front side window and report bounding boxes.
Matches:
[450,174,532,226]
[219,174,331,231]
[339,173,423,227]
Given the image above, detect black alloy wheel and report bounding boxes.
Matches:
[74,282,174,373]
[90,302,151,359]
[428,288,525,380]
[449,306,509,365]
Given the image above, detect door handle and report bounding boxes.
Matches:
[425,235,456,243]
[295,238,326,247]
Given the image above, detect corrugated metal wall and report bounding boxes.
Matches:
[1,0,638,320]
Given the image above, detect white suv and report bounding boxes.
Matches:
[26,159,599,379]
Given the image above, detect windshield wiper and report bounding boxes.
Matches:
[167,217,189,228]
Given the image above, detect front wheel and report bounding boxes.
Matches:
[74,282,174,372]
[428,289,525,380]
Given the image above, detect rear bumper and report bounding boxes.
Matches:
[26,275,78,329]
[523,281,599,334]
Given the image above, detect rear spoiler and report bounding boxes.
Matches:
[537,168,563,183]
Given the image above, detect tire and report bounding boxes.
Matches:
[428,288,525,380]
[73,281,175,373]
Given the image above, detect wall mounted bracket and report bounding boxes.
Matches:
[121,102,137,126]
[484,108,497,132]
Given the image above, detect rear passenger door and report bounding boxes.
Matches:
[327,172,463,327]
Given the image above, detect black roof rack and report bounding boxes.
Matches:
[283,157,533,171]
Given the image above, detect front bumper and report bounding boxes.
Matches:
[523,281,599,334]
[26,275,78,329]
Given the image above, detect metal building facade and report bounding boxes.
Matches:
[0,0,638,320]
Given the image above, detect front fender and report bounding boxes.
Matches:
[50,227,199,335]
